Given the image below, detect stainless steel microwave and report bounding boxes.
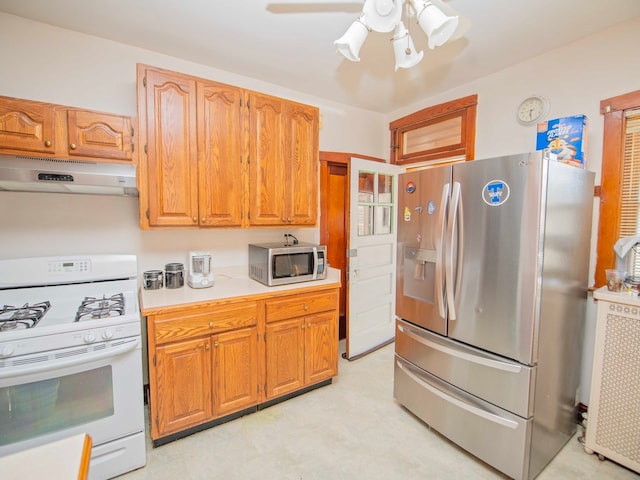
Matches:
[248,242,327,286]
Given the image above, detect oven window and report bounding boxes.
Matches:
[0,366,114,446]
[273,253,313,278]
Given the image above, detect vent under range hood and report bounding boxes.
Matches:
[0,155,138,196]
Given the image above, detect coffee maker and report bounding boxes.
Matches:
[187,251,214,288]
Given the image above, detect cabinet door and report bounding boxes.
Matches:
[248,91,287,226]
[286,102,319,225]
[197,81,244,226]
[304,310,338,385]
[212,327,259,417]
[143,68,199,227]
[0,96,55,154]
[265,318,304,399]
[154,337,212,436]
[66,110,134,162]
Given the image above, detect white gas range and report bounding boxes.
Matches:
[0,255,146,480]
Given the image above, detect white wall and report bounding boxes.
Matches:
[1,12,638,404]
[0,12,386,272]
[386,16,640,404]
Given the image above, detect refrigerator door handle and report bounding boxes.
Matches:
[397,323,522,373]
[446,181,462,320]
[395,358,519,429]
[435,182,450,319]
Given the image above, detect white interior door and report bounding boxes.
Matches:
[346,158,403,359]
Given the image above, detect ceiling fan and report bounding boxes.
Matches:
[267,1,471,70]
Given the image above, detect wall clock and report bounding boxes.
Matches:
[517,95,550,125]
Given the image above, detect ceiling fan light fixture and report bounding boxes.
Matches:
[334,16,371,62]
[392,21,423,70]
[411,0,459,49]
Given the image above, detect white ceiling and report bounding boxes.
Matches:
[1,0,640,114]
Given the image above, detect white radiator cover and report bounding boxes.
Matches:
[586,289,640,474]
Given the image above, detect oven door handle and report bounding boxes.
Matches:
[0,338,140,380]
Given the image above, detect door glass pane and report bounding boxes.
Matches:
[378,174,392,203]
[358,172,374,202]
[375,206,392,234]
[0,366,114,446]
[358,205,374,236]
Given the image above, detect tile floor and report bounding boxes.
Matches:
[120,342,638,480]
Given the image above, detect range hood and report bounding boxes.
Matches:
[0,155,138,196]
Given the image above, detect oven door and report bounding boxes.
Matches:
[0,336,144,456]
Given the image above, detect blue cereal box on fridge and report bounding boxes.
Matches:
[536,115,588,168]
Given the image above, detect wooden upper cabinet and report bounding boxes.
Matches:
[287,103,319,225]
[136,64,319,229]
[0,96,56,154]
[66,110,134,161]
[0,95,135,162]
[197,81,244,227]
[142,67,199,227]
[248,92,319,226]
[248,92,287,226]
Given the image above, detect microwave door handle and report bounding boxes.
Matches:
[312,247,318,280]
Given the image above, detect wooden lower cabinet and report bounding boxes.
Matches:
[212,327,259,417]
[155,337,212,436]
[146,286,339,443]
[265,290,339,400]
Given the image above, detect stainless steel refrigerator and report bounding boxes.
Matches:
[394,151,594,480]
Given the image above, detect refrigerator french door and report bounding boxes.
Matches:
[394,151,594,480]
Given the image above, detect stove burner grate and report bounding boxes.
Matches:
[0,301,51,331]
[75,293,125,322]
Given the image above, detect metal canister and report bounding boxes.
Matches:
[165,263,185,289]
[143,270,164,290]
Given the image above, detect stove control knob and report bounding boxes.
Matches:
[0,345,15,358]
[102,329,114,340]
[84,332,96,344]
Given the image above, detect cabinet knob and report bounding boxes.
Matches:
[206,343,211,350]
[209,322,214,328]
[287,217,291,223]
[69,143,77,150]
[301,323,305,329]
[193,217,198,223]
[307,322,311,328]
[44,140,51,147]
[213,342,219,348]
[303,304,309,311]
[202,217,206,223]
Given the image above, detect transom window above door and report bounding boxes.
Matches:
[389,94,477,165]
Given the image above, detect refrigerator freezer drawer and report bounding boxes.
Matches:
[394,355,533,480]
[396,319,536,418]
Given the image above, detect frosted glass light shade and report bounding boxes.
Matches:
[334,18,370,62]
[414,0,459,49]
[392,22,424,70]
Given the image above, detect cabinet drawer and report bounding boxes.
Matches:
[153,302,257,344]
[266,290,338,322]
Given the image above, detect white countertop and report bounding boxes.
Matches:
[140,266,341,315]
[593,285,640,306]
[0,433,91,480]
